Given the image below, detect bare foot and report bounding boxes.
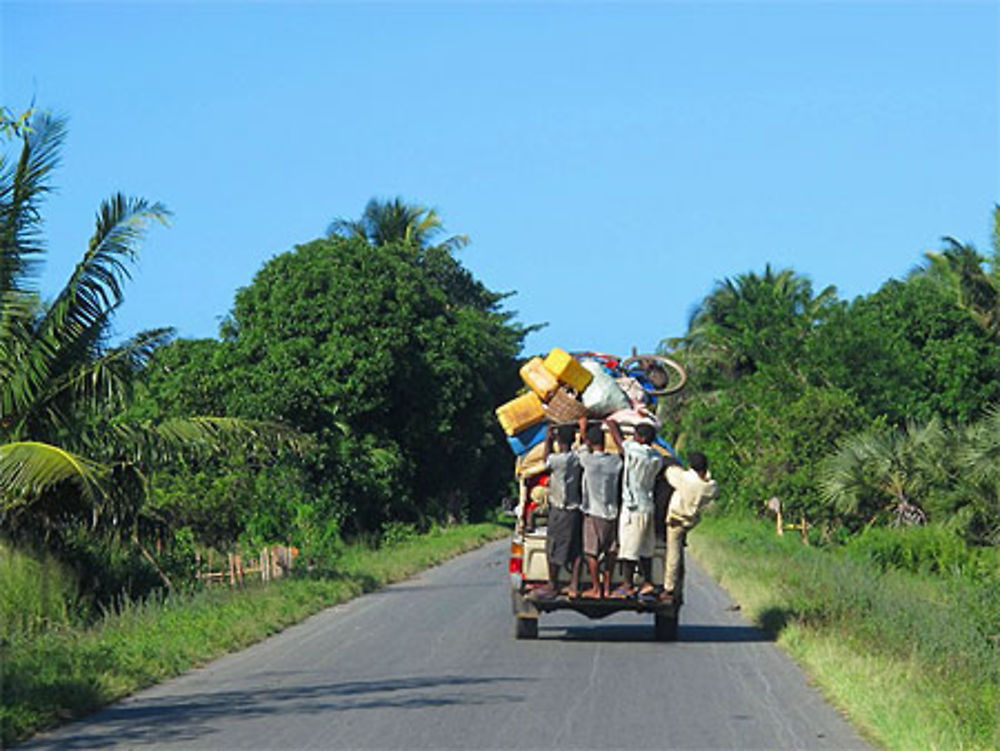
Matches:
[580,588,602,599]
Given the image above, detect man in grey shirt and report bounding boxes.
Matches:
[578,421,623,599]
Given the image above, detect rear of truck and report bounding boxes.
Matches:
[497,349,686,641]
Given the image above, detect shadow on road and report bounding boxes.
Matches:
[368,580,498,595]
[542,622,771,643]
[22,675,526,750]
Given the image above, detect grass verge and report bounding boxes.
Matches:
[0,522,508,746]
[689,515,1000,751]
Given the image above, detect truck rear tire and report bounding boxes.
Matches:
[654,613,678,641]
[515,616,539,640]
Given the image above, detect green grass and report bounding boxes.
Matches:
[0,541,82,643]
[0,522,507,746]
[689,515,1000,751]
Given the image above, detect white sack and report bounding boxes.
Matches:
[580,360,631,416]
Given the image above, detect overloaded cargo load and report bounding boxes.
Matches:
[495,347,687,480]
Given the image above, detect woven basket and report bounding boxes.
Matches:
[546,388,587,423]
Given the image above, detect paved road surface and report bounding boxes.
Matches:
[21,540,871,750]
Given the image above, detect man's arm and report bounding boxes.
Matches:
[605,417,625,454]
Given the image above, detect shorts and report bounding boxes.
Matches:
[583,514,617,559]
[546,506,582,568]
[617,508,654,561]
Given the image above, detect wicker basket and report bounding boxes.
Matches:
[545,388,587,423]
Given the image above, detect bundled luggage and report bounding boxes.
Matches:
[495,348,687,478]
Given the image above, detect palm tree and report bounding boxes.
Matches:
[668,264,837,381]
[953,407,1000,545]
[0,113,285,543]
[327,196,468,253]
[818,421,951,528]
[919,206,1000,339]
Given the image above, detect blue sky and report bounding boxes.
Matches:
[2,1,997,358]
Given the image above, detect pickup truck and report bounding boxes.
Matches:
[503,352,686,641]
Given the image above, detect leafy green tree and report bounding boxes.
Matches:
[138,226,527,540]
[808,276,1000,424]
[215,234,524,533]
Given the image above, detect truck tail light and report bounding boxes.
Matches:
[509,540,524,574]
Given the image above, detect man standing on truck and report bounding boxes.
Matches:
[532,424,584,600]
[578,419,623,599]
[606,419,664,599]
[662,452,718,603]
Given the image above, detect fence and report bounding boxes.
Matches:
[195,545,299,586]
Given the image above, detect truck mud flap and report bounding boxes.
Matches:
[511,588,539,618]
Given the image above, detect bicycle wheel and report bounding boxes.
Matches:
[620,354,687,395]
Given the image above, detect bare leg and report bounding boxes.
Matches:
[569,557,582,597]
[602,551,617,597]
[637,557,654,594]
[582,555,602,597]
[618,560,637,594]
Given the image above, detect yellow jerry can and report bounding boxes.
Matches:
[496,391,546,436]
[519,356,560,401]
[543,348,593,393]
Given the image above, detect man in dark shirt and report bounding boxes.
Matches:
[533,424,583,600]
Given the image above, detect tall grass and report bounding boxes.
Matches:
[690,515,1000,751]
[0,541,82,642]
[0,522,507,746]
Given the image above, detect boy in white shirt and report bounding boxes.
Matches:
[662,452,718,603]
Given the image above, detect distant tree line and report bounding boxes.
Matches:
[664,207,1000,548]
[1,108,528,602]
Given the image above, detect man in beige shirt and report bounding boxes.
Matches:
[662,452,718,603]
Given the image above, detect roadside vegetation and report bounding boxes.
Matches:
[1,108,524,743]
[690,517,999,750]
[663,210,1000,750]
[1,521,506,745]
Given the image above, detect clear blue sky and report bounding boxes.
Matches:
[2,1,998,358]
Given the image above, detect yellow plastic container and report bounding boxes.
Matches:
[519,356,560,401]
[543,348,593,393]
[496,392,545,436]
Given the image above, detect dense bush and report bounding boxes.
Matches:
[844,524,1000,581]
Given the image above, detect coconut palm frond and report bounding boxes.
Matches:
[0,113,67,295]
[40,193,169,348]
[110,416,306,465]
[328,197,469,254]
[326,217,367,241]
[0,440,104,505]
[42,327,176,416]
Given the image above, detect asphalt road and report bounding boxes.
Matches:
[21,540,872,751]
